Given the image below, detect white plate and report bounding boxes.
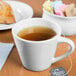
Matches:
[0,1,33,30]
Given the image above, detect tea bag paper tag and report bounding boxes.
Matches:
[50,67,68,76]
[0,43,14,71]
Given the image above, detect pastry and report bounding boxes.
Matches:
[0,1,15,24]
[55,4,67,16]
[53,0,63,9]
[43,0,54,14]
[64,4,76,17]
[43,0,76,17]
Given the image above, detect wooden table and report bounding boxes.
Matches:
[0,0,76,76]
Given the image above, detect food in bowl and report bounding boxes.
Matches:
[64,4,76,17]
[43,0,76,17]
[0,1,15,24]
[43,0,54,14]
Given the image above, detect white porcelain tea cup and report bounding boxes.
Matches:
[12,18,75,71]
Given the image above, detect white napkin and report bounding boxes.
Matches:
[0,43,14,70]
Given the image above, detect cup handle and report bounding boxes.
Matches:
[52,37,75,63]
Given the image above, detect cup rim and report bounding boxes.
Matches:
[12,18,61,43]
[43,8,76,20]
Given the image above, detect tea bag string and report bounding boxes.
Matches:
[61,33,72,76]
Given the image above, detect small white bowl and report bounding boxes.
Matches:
[42,8,76,36]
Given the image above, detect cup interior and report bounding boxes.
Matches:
[12,18,61,41]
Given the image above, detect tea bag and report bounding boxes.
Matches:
[50,67,68,76]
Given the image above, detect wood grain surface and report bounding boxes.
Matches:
[0,0,76,76]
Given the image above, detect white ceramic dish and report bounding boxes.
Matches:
[42,8,76,36]
[0,1,33,30]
